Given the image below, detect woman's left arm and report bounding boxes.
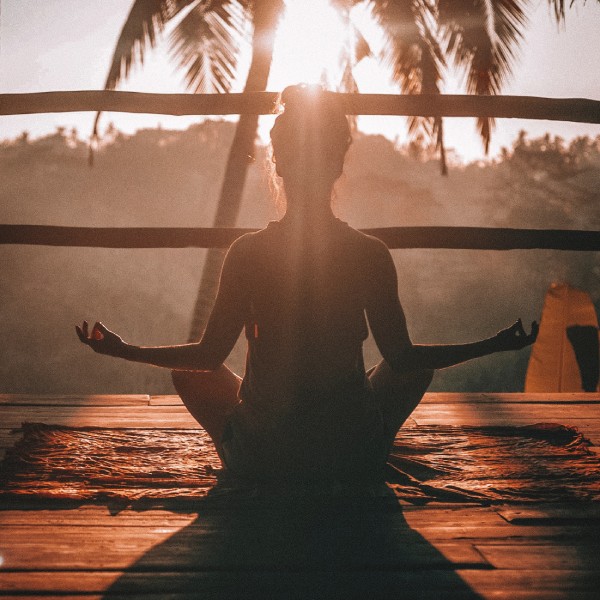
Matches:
[404,319,539,371]
[76,237,249,371]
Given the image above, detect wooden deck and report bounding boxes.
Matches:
[1,392,600,599]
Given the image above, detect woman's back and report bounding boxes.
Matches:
[237,217,381,404]
[222,217,387,479]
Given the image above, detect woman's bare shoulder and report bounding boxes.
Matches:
[341,223,391,259]
[225,223,276,265]
[228,224,271,251]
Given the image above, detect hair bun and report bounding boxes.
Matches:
[270,83,351,180]
[280,84,325,110]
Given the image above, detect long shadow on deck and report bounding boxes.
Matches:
[102,493,486,599]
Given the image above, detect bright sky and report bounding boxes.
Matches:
[0,0,599,163]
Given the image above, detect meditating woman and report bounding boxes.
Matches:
[77,85,538,482]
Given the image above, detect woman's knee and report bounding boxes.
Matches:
[418,368,435,389]
[171,367,241,406]
[171,369,197,394]
[396,367,434,399]
[369,360,434,392]
[171,369,215,399]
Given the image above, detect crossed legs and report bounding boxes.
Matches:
[368,361,434,453]
[171,365,241,460]
[172,362,433,467]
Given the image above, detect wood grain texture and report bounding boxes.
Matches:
[497,505,600,524]
[0,525,487,570]
[0,394,149,406]
[2,91,599,122]
[475,544,600,570]
[1,393,599,599]
[1,569,600,598]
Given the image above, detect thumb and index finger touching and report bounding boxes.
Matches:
[518,319,539,347]
[75,320,107,344]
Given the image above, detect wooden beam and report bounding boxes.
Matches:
[1,91,599,123]
[1,224,599,251]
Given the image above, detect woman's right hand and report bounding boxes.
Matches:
[76,320,126,357]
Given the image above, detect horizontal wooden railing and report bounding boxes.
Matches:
[1,225,599,251]
[1,91,600,123]
[2,91,599,253]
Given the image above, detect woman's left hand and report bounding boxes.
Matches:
[495,319,539,351]
[76,320,126,357]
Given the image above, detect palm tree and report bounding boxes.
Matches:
[97,0,593,341]
[94,0,283,341]
[335,0,596,173]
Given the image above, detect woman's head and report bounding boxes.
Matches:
[270,85,351,196]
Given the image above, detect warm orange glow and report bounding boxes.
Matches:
[268,0,348,90]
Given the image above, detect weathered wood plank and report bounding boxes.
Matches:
[2,91,599,123]
[402,507,510,524]
[0,395,150,406]
[0,592,598,600]
[3,402,597,430]
[498,505,600,524]
[0,508,198,527]
[475,544,600,570]
[3,507,495,527]
[149,395,183,406]
[3,393,598,407]
[411,405,600,420]
[0,406,200,429]
[148,392,600,406]
[410,404,600,426]
[6,506,597,543]
[458,569,600,594]
[0,510,505,530]
[421,393,600,404]
[2,516,596,543]
[0,526,486,570]
[0,596,108,600]
[1,569,600,597]
[481,393,600,403]
[3,224,600,251]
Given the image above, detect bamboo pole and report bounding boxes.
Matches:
[1,225,599,251]
[1,91,599,123]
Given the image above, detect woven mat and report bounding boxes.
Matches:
[1,422,599,504]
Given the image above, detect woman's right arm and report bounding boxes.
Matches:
[365,241,537,373]
[76,237,249,371]
[76,320,228,371]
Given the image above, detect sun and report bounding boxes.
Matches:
[268,0,349,91]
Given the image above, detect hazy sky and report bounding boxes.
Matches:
[1,0,599,162]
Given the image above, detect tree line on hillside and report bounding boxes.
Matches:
[1,122,598,393]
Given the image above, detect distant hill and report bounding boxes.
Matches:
[1,123,598,393]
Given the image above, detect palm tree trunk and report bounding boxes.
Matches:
[188,2,282,342]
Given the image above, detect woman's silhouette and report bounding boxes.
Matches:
[77,85,537,483]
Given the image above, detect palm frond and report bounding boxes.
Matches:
[370,0,447,173]
[354,24,372,62]
[370,0,424,95]
[438,0,527,152]
[92,0,197,140]
[104,0,198,91]
[548,0,567,21]
[329,0,360,13]
[168,1,245,93]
